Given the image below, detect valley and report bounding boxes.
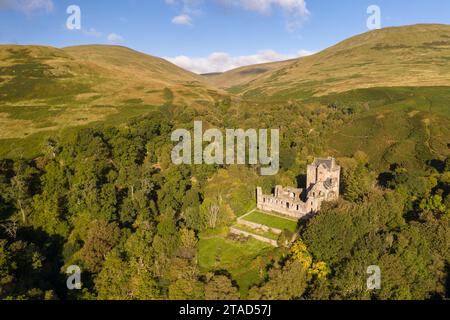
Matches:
[0,24,449,301]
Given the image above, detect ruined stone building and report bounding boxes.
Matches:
[256,157,341,219]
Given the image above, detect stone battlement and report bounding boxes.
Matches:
[257,157,341,219]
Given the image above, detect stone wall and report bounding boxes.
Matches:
[236,217,283,235]
[230,227,279,247]
[257,189,310,219]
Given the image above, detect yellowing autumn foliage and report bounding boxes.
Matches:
[290,240,330,280]
[309,261,330,280]
[290,240,313,269]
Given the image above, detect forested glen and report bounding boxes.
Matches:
[0,94,449,300]
[1,24,450,300]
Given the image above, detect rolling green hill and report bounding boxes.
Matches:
[202,59,295,92]
[212,24,450,100]
[321,86,450,172]
[0,24,449,301]
[62,45,222,105]
[0,24,449,164]
[0,45,223,143]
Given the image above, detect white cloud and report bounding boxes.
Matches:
[71,27,121,43]
[218,0,309,16]
[165,49,314,74]
[82,28,103,38]
[0,0,54,13]
[165,0,203,26]
[165,0,202,13]
[165,0,309,30]
[218,0,309,30]
[107,33,124,43]
[172,14,193,26]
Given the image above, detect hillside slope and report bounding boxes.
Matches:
[1,24,449,160]
[63,45,221,105]
[202,59,295,91]
[0,45,222,142]
[218,24,450,99]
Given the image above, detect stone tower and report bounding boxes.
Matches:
[306,157,341,201]
[256,157,341,219]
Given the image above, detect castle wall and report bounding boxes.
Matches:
[257,193,311,219]
[230,227,279,247]
[257,186,312,219]
[306,165,317,189]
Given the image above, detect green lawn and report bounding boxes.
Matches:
[198,229,277,298]
[242,211,298,232]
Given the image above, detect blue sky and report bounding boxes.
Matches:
[1,0,449,73]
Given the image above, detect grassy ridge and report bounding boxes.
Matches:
[210,24,450,98]
[1,25,449,170]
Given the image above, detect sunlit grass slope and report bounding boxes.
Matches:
[0,44,223,142]
[213,24,450,99]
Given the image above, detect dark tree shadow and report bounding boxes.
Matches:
[377,172,393,189]
[207,269,240,289]
[296,174,306,189]
[446,262,450,299]
[427,159,445,173]
[17,227,68,299]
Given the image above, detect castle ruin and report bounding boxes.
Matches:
[256,157,341,219]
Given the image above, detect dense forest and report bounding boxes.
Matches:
[0,95,449,300]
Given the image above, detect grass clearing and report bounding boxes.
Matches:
[232,224,280,241]
[198,228,278,298]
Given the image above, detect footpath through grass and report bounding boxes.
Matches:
[232,223,280,241]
